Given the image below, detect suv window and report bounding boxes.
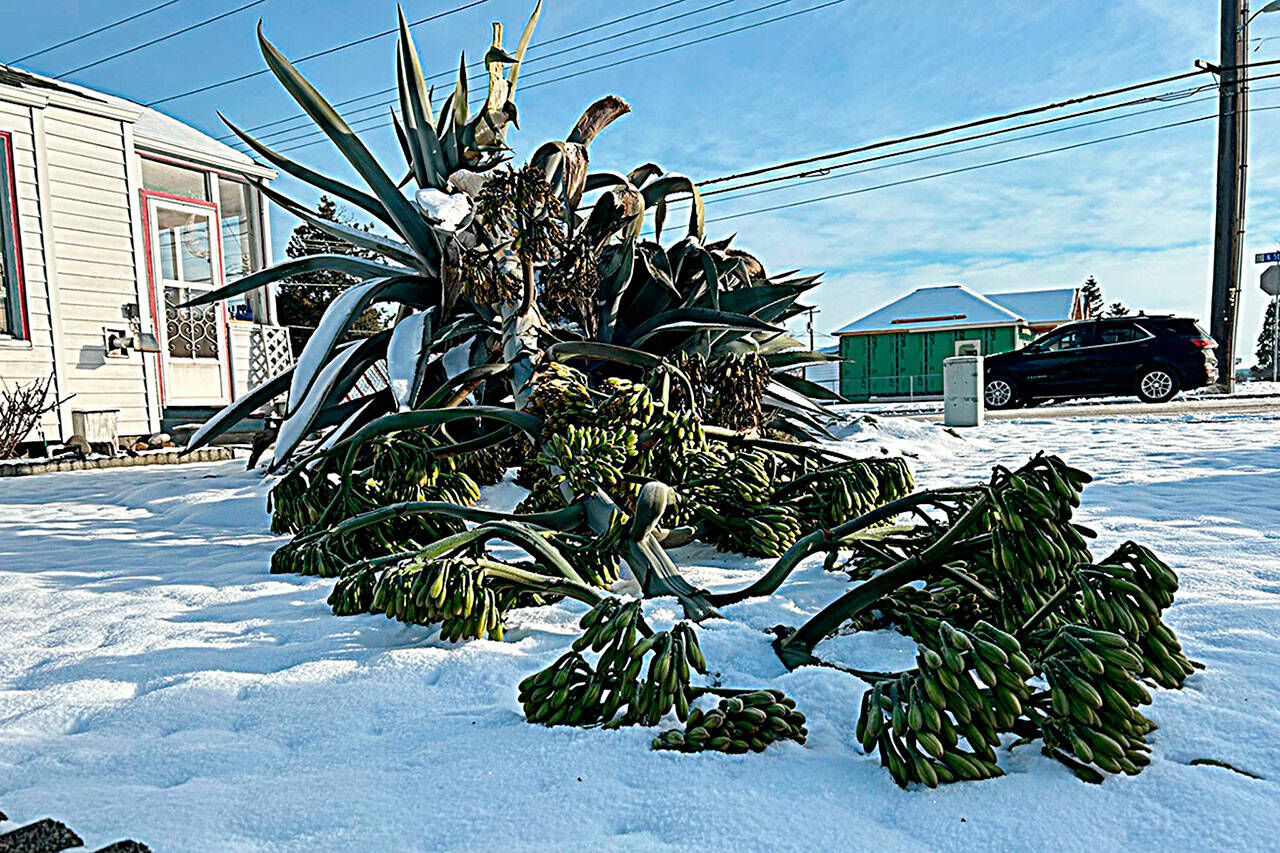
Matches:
[1097,324,1148,345]
[1038,328,1091,352]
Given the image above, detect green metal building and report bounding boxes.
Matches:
[834,284,1081,402]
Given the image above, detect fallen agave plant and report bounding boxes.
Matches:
[187,4,1195,788]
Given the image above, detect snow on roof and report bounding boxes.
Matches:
[985,288,1079,325]
[834,284,1024,335]
[0,64,271,178]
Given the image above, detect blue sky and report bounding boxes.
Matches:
[4,0,1280,366]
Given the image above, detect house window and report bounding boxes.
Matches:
[0,132,26,339]
[217,176,266,322]
[141,156,209,201]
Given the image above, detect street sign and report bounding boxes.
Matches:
[1263,265,1280,296]
[1256,251,1280,264]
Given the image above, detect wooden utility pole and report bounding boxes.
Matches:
[1210,0,1251,392]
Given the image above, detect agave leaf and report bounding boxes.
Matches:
[256,23,440,271]
[183,366,293,455]
[698,247,721,312]
[719,282,815,317]
[764,396,835,439]
[396,10,447,188]
[288,276,421,414]
[506,0,541,94]
[386,309,435,411]
[395,58,430,190]
[764,350,843,370]
[547,340,667,370]
[180,254,414,309]
[273,340,366,468]
[627,307,780,346]
[453,53,469,127]
[627,162,664,188]
[583,170,634,193]
[338,406,543,477]
[596,241,635,343]
[567,96,630,147]
[764,379,831,417]
[323,332,395,409]
[418,362,509,409]
[755,334,806,354]
[640,175,704,240]
[390,108,416,175]
[257,182,423,269]
[771,370,846,403]
[220,113,393,229]
[314,390,393,454]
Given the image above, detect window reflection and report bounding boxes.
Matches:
[156,208,212,284]
[141,157,208,201]
[218,177,265,322]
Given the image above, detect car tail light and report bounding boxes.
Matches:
[1191,338,1217,349]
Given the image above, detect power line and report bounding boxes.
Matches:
[705,104,1280,225]
[146,0,494,106]
[57,0,268,78]
[646,84,1235,224]
[706,81,1280,208]
[248,0,801,149]
[700,81,1226,199]
[217,0,702,141]
[11,0,188,64]
[274,0,848,154]
[695,67,1214,189]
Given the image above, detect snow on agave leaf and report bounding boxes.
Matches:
[386,310,433,411]
[288,277,399,415]
[274,342,364,467]
[414,187,473,232]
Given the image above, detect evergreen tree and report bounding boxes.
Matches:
[1104,301,1130,318]
[1256,298,1278,379]
[276,195,387,353]
[1081,275,1103,318]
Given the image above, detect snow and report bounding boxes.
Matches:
[2,413,1279,850]
[833,284,1023,335]
[984,288,1079,327]
[414,188,474,233]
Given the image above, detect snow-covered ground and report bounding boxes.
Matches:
[1,412,1278,851]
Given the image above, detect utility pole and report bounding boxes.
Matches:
[1210,0,1251,393]
[804,307,817,381]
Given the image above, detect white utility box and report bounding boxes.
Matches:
[71,409,120,455]
[943,356,984,428]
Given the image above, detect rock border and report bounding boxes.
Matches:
[0,447,234,478]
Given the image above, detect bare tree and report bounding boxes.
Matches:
[0,376,59,458]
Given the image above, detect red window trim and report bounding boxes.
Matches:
[0,131,29,340]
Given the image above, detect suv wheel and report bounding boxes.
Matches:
[1136,367,1179,404]
[984,376,1017,409]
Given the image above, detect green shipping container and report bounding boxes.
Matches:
[839,325,1029,402]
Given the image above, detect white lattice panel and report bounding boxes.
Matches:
[248,325,295,390]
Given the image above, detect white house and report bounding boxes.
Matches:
[0,64,291,446]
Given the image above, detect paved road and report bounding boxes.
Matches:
[866,394,1280,421]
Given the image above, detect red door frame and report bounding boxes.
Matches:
[139,188,232,407]
[0,131,29,339]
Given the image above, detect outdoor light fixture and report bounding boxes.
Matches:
[1245,1,1280,29]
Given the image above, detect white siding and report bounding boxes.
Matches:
[0,97,61,440]
[41,106,152,437]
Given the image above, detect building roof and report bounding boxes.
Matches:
[985,288,1079,326]
[834,284,1024,335]
[0,64,273,179]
